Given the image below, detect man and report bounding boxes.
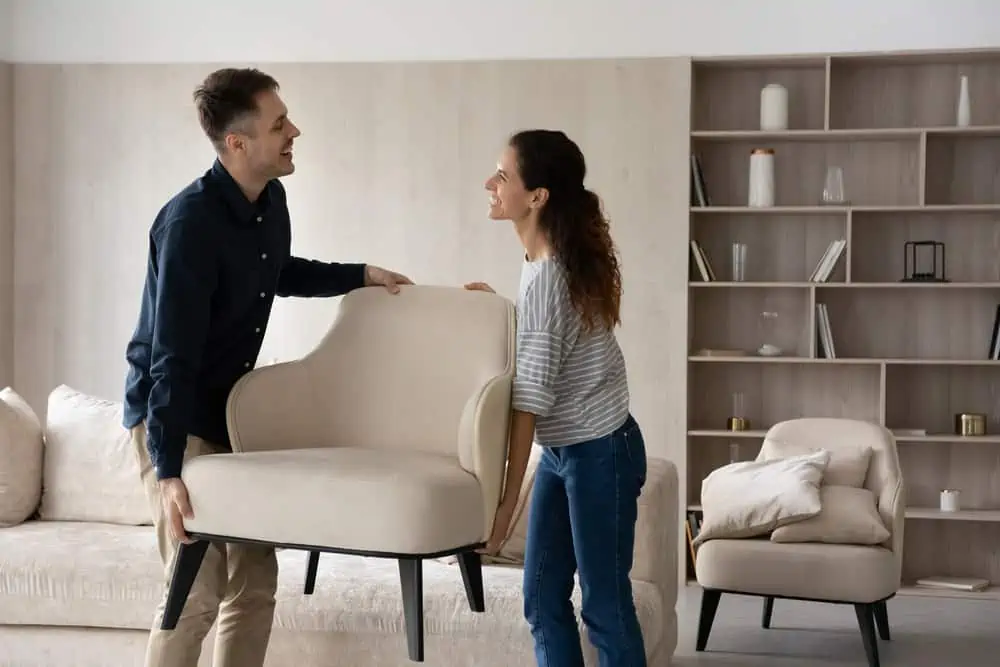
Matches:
[122,68,412,667]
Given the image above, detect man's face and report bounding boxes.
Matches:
[235,89,301,180]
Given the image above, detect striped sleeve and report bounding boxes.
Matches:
[512,265,571,417]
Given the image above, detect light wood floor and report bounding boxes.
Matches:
[674,585,999,666]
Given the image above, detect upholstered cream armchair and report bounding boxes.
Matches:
[159,285,516,662]
[694,417,905,667]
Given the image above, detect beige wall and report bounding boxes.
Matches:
[11,59,691,473]
[0,62,12,387]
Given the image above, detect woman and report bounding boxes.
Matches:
[466,129,648,667]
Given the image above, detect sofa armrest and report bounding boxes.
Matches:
[632,457,679,615]
[456,373,513,541]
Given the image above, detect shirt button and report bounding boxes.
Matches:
[255,327,261,333]
[260,292,266,298]
[261,253,267,259]
[244,362,250,368]
[256,216,263,223]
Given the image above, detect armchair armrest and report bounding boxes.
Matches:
[226,362,323,453]
[457,372,514,540]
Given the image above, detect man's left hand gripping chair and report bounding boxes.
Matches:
[159,285,516,662]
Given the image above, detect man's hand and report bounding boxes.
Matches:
[364,265,413,294]
[159,478,195,544]
[464,282,496,294]
[478,497,517,556]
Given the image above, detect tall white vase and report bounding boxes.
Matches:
[748,149,775,208]
[957,75,970,127]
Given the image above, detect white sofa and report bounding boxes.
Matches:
[0,384,679,666]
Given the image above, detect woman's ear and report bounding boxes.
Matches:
[529,187,549,209]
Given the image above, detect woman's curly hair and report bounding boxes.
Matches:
[509,129,622,331]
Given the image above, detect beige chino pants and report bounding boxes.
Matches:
[131,425,278,667]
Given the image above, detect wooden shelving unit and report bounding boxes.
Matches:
[685,49,1000,601]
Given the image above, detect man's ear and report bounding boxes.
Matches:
[223,131,245,154]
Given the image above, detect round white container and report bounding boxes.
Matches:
[760,83,789,131]
[940,489,961,512]
[748,148,775,208]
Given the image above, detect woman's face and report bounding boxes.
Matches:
[484,145,534,222]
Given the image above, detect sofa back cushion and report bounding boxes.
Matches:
[0,387,44,525]
[38,385,151,525]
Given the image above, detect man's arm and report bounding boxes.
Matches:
[146,215,217,480]
[276,256,367,298]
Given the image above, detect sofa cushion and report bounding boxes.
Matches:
[771,485,890,545]
[0,520,664,654]
[0,387,44,526]
[38,385,150,526]
[693,450,829,547]
[695,537,898,603]
[760,436,872,488]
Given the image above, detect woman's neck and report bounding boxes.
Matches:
[515,217,551,262]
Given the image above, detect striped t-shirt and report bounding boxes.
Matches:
[513,256,630,445]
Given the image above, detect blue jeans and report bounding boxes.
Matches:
[523,413,648,667]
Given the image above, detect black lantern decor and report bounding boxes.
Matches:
[902,240,948,282]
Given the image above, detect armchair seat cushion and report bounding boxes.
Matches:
[695,538,897,603]
[181,447,485,555]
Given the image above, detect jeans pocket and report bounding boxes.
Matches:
[622,427,647,490]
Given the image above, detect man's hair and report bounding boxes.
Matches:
[193,68,279,151]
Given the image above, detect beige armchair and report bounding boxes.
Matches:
[695,417,905,667]
[159,285,516,662]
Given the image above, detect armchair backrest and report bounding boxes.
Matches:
[225,285,516,461]
[758,418,905,561]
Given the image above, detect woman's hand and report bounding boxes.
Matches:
[479,498,517,555]
[464,282,496,294]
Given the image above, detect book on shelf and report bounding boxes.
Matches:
[915,576,991,592]
[690,154,711,207]
[891,428,927,437]
[689,239,716,282]
[988,304,999,360]
[809,239,846,282]
[685,511,702,568]
[815,303,836,359]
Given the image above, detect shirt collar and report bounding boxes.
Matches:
[210,158,274,225]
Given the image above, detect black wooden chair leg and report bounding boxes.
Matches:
[161,540,210,630]
[398,558,424,662]
[761,596,774,628]
[873,600,890,641]
[854,603,881,667]
[456,551,485,612]
[695,588,722,651]
[304,551,320,594]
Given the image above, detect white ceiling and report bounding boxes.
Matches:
[5,0,1000,63]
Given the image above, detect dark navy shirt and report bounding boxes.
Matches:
[123,159,366,480]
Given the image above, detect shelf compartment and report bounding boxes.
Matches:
[816,285,1000,360]
[687,361,882,433]
[690,286,812,357]
[686,435,763,505]
[828,52,1000,129]
[925,134,1000,206]
[691,58,827,132]
[691,212,846,283]
[901,520,1000,593]
[849,209,1000,283]
[691,137,921,207]
[898,440,1000,511]
[885,364,1000,445]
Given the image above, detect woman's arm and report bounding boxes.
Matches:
[500,409,536,505]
